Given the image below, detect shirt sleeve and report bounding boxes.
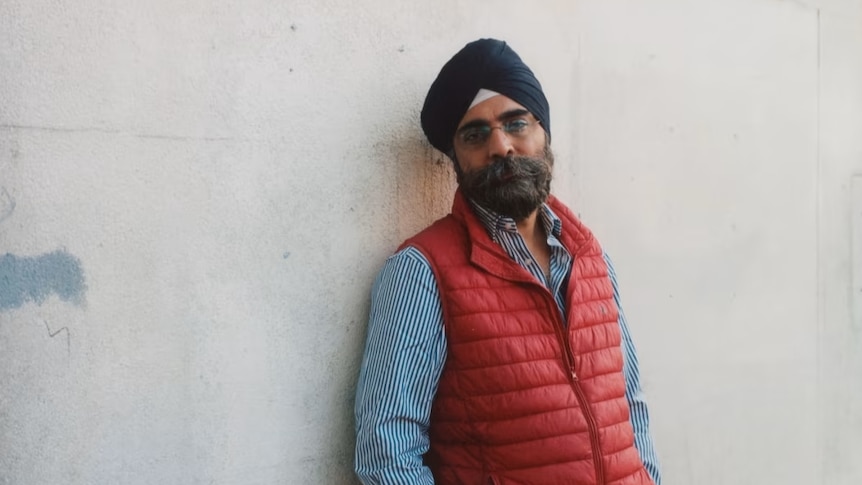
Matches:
[604,252,663,485]
[354,246,447,484]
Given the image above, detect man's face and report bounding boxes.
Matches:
[452,95,553,221]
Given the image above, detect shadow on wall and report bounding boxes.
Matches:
[0,250,87,311]
[394,133,457,242]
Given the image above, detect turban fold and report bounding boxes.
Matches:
[421,38,551,155]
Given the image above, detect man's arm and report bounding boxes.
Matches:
[604,253,663,485]
[354,247,446,484]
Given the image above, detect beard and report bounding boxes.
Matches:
[458,146,554,221]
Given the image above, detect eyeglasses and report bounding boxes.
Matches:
[455,117,541,149]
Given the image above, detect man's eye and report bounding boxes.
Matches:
[461,129,485,144]
[505,119,530,133]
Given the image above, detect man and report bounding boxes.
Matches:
[355,38,661,485]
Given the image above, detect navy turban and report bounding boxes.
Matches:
[420,38,551,156]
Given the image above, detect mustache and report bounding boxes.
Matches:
[457,147,554,221]
[466,154,547,187]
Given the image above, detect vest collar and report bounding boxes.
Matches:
[450,189,594,285]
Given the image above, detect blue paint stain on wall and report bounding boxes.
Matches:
[0,250,86,311]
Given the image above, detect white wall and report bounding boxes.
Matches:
[1,1,860,484]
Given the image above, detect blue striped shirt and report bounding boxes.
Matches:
[355,201,662,484]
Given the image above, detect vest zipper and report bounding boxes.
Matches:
[572,374,605,484]
[552,305,606,485]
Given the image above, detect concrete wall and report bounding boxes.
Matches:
[1,1,860,484]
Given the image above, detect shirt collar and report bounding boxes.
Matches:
[468,199,563,243]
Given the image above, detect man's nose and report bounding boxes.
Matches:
[486,127,515,159]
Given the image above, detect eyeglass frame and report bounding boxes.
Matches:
[453,112,543,150]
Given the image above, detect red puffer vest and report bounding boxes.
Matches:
[401,190,653,485]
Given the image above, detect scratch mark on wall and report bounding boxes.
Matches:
[0,250,86,311]
[0,123,240,142]
[0,187,14,224]
[4,134,21,167]
[43,319,71,356]
[136,133,236,142]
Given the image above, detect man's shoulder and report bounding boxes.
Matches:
[546,194,580,225]
[397,213,465,253]
[545,194,605,255]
